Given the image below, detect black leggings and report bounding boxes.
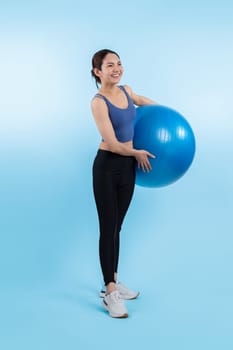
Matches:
[92,150,135,286]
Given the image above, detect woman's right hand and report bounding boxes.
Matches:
[134,150,156,172]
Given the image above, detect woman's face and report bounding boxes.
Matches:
[95,53,124,85]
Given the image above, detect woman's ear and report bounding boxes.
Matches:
[93,67,101,78]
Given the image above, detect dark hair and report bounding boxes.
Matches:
[91,49,120,88]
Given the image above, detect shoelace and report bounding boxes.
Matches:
[109,291,122,303]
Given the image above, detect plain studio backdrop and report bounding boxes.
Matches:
[0,0,233,349]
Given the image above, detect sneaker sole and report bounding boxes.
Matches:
[99,291,140,300]
[102,301,128,318]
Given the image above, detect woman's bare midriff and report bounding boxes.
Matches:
[99,140,133,152]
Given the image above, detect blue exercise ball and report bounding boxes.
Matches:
[133,105,196,188]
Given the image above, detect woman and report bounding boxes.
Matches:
[91,49,157,318]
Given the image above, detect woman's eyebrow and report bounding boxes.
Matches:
[106,60,121,64]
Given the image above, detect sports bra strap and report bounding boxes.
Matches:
[94,93,108,101]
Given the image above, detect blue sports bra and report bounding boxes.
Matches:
[94,85,136,142]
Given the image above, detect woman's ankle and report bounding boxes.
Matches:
[106,282,116,295]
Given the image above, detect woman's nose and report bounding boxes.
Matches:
[113,65,120,71]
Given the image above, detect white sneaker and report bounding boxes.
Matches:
[100,282,140,300]
[102,290,128,318]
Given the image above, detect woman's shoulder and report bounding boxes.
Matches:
[92,92,105,102]
[91,93,108,110]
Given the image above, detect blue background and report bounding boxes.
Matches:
[0,0,233,349]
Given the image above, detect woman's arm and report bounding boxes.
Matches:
[124,85,158,106]
[91,97,155,171]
